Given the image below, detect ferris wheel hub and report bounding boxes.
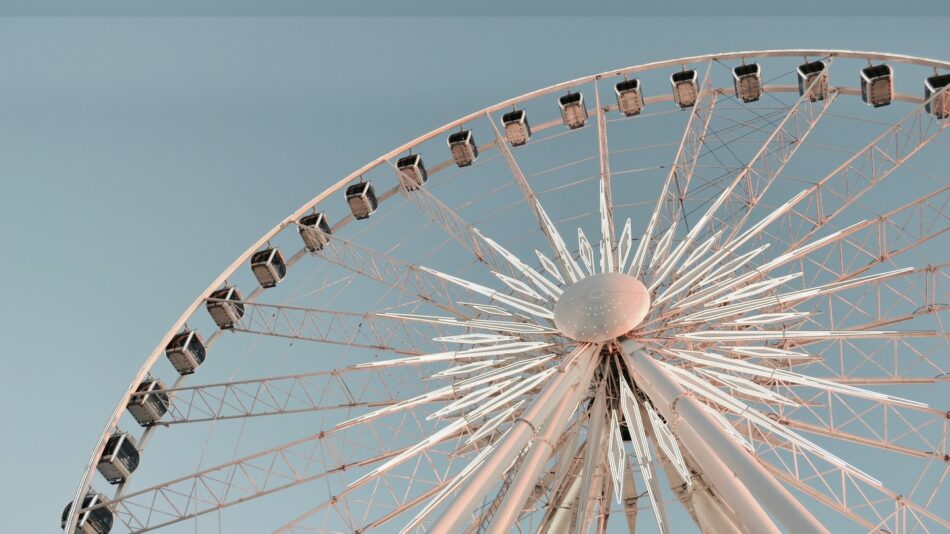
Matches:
[553,272,651,342]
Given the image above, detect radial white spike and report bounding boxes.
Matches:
[464,368,556,420]
[577,228,596,276]
[673,245,771,308]
[420,266,554,319]
[464,400,525,445]
[354,341,553,368]
[616,218,633,273]
[668,349,927,408]
[459,302,515,317]
[697,368,799,406]
[706,272,803,306]
[341,385,455,428]
[535,199,585,282]
[644,402,691,485]
[723,312,812,326]
[678,231,721,274]
[432,333,519,345]
[379,312,557,334]
[494,272,546,301]
[619,377,671,534]
[698,244,771,288]
[599,179,615,273]
[427,359,510,378]
[607,410,625,504]
[536,250,565,285]
[649,224,677,269]
[427,380,514,420]
[474,228,563,298]
[720,346,812,359]
[628,205,660,278]
[653,243,744,306]
[453,354,554,391]
[719,190,811,254]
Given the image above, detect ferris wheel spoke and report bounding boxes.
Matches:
[770,413,947,461]
[630,64,718,278]
[308,233,479,318]
[593,79,616,261]
[650,92,840,294]
[488,112,585,282]
[764,88,950,253]
[228,299,461,355]
[95,424,429,533]
[712,69,841,244]
[146,367,430,425]
[396,174,517,279]
[274,437,467,533]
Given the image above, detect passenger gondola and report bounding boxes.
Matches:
[502,109,531,146]
[96,432,139,485]
[298,211,332,252]
[165,330,207,374]
[61,492,113,534]
[558,92,588,129]
[250,247,286,288]
[397,153,428,189]
[925,73,950,119]
[614,79,644,117]
[126,378,169,426]
[733,63,762,103]
[206,286,245,330]
[345,182,378,219]
[447,131,478,167]
[797,60,829,102]
[861,64,894,107]
[671,69,698,108]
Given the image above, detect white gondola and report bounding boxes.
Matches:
[397,153,428,189]
[298,211,332,252]
[671,69,698,108]
[925,73,950,119]
[62,492,113,534]
[126,378,169,427]
[447,131,478,167]
[206,286,245,330]
[165,330,207,374]
[797,60,829,102]
[502,109,531,146]
[250,247,286,288]
[558,92,588,129]
[733,63,762,103]
[861,64,893,107]
[345,182,378,219]
[614,79,644,116]
[96,432,139,485]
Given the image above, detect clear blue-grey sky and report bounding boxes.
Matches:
[1,9,947,533]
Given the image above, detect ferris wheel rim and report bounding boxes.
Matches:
[64,48,950,533]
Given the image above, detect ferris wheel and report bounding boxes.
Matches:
[63,50,950,534]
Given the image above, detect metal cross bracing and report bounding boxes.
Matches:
[66,51,950,534]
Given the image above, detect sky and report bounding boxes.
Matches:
[0,9,948,534]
